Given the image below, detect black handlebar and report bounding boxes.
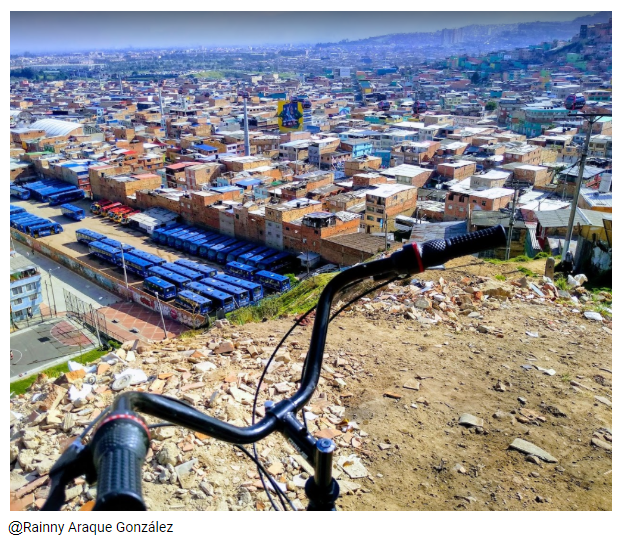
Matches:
[43,225,506,511]
[91,411,150,510]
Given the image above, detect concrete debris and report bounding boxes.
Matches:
[509,438,558,463]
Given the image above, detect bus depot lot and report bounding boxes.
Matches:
[12,197,205,267]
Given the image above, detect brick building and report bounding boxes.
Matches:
[90,172,162,203]
[364,184,418,233]
[436,160,477,181]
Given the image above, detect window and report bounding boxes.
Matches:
[235,214,239,219]
[26,282,37,292]
[14,309,24,318]
[459,207,464,212]
[30,294,38,301]
[481,200,487,206]
[285,227,290,231]
[447,205,453,210]
[12,286,23,296]
[14,298,23,305]
[367,215,374,221]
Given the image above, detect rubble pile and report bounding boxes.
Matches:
[10,322,374,511]
[347,273,612,333]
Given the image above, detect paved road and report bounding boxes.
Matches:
[10,318,97,379]
[12,240,121,310]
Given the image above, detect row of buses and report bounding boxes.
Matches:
[10,208,64,238]
[74,228,289,316]
[11,180,84,205]
[150,225,295,272]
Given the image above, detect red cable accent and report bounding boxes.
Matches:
[99,413,151,442]
[411,243,424,273]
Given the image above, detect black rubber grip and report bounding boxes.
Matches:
[91,413,149,511]
[419,225,506,269]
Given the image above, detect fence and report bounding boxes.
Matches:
[11,228,207,328]
[63,288,127,345]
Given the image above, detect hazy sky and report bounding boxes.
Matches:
[11,11,597,53]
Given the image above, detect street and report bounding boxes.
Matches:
[10,318,97,380]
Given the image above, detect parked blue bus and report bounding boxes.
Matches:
[206,238,238,262]
[147,266,192,290]
[226,261,258,281]
[48,188,85,206]
[216,241,249,264]
[10,205,26,216]
[176,230,208,252]
[60,203,86,221]
[129,249,166,267]
[256,251,294,272]
[185,282,235,313]
[247,248,280,267]
[166,228,193,249]
[161,262,205,283]
[189,233,221,255]
[201,277,250,308]
[254,270,291,293]
[32,184,76,202]
[88,241,123,265]
[216,274,263,303]
[15,217,49,233]
[199,235,231,258]
[101,238,135,253]
[28,221,63,237]
[76,228,106,245]
[156,226,184,245]
[174,259,218,278]
[237,246,270,265]
[175,290,213,315]
[10,185,30,200]
[226,243,257,263]
[143,276,177,301]
[151,226,173,244]
[123,254,156,278]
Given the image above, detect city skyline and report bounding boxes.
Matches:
[11,11,598,53]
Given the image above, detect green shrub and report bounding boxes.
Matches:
[533,252,551,260]
[509,255,530,262]
[494,274,506,281]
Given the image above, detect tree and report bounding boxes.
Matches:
[470,72,480,85]
[485,101,498,112]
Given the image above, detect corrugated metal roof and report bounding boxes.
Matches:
[409,221,467,244]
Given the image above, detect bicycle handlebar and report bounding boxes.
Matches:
[48,225,506,511]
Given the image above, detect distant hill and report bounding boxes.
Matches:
[315,12,611,51]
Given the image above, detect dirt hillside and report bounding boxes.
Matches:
[10,257,612,511]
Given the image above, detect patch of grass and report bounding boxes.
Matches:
[179,329,201,340]
[517,266,538,278]
[560,373,572,383]
[494,274,506,281]
[229,273,335,325]
[10,345,111,396]
[192,70,225,79]
[533,252,551,260]
[484,254,532,264]
[285,273,301,288]
[555,276,569,291]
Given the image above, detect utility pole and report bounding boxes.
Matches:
[383,211,389,251]
[90,304,104,349]
[561,114,602,258]
[155,293,168,339]
[42,275,53,319]
[120,242,129,299]
[505,186,521,261]
[48,268,59,316]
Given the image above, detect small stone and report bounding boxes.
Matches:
[591,437,612,452]
[494,381,506,392]
[509,438,558,463]
[526,454,542,466]
[215,341,235,354]
[403,380,420,391]
[454,463,467,474]
[194,361,216,373]
[156,442,181,466]
[458,414,484,428]
[337,455,369,479]
[518,397,527,405]
[594,396,612,408]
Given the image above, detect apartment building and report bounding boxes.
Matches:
[364,184,418,233]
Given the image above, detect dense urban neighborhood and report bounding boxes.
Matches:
[9,11,612,515]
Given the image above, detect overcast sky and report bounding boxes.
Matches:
[11,11,598,53]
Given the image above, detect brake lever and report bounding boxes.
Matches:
[41,438,94,511]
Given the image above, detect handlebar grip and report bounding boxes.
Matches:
[418,225,507,270]
[90,412,150,511]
